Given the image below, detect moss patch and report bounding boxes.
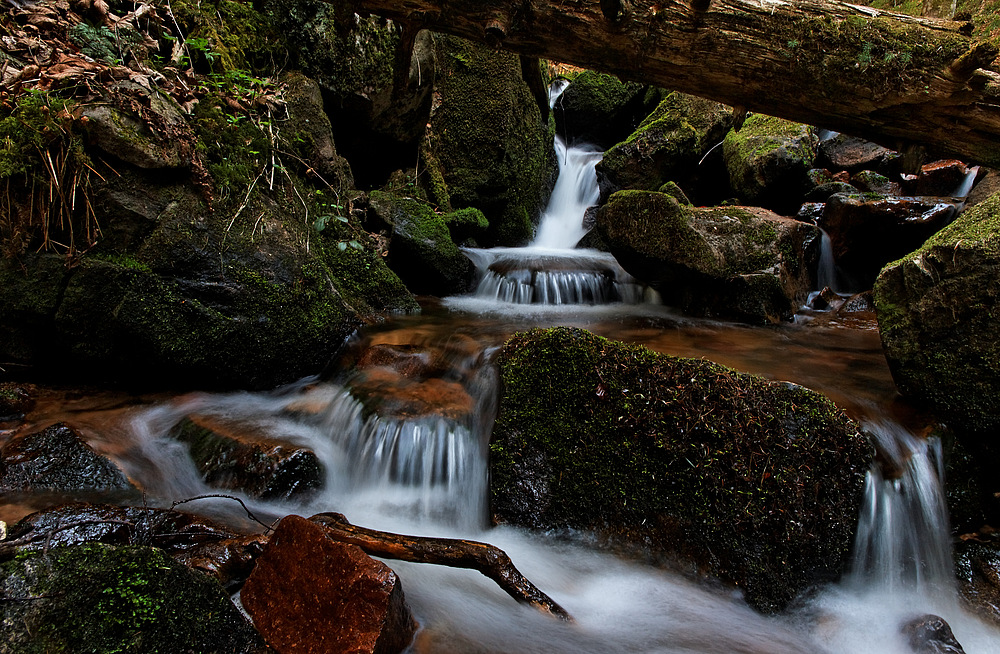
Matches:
[491,327,871,612]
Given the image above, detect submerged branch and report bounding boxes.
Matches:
[309,512,573,621]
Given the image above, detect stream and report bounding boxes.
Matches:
[6,100,1000,652]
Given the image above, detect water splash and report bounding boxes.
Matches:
[532,135,603,250]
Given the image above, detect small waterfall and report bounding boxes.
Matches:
[532,135,603,250]
[816,229,840,293]
[952,165,980,199]
[848,421,953,592]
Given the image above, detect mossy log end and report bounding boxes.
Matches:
[338,0,1000,167]
[309,512,573,621]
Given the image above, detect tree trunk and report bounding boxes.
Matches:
[337,0,1000,167]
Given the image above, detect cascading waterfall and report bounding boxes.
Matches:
[531,134,603,250]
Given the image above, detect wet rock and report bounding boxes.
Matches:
[552,70,652,148]
[837,291,876,318]
[796,202,825,224]
[901,614,967,653]
[596,190,820,324]
[0,382,35,421]
[954,534,1000,627]
[356,343,439,378]
[596,92,733,206]
[851,170,902,196]
[369,190,477,296]
[0,542,267,653]
[807,286,843,311]
[805,181,857,202]
[966,167,1000,208]
[820,192,960,289]
[491,327,871,613]
[874,189,1000,438]
[816,132,892,172]
[5,502,267,590]
[0,423,137,496]
[348,367,475,421]
[905,160,972,197]
[170,416,323,501]
[723,114,819,215]
[241,514,417,654]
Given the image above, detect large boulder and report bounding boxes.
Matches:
[820,192,960,290]
[423,35,556,245]
[873,190,1000,439]
[596,91,733,205]
[552,70,652,148]
[723,114,819,215]
[596,190,820,324]
[490,327,871,613]
[369,190,477,295]
[0,542,267,653]
[241,514,417,654]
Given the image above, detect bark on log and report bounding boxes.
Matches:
[338,0,1000,167]
[309,512,572,621]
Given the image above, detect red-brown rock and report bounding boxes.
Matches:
[241,515,417,654]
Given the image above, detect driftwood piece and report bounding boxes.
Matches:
[309,512,573,621]
[338,0,1000,167]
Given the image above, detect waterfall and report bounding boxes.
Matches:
[531,135,603,250]
[952,165,980,199]
[816,230,839,293]
[849,421,953,592]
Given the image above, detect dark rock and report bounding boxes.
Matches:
[906,160,973,197]
[442,207,489,246]
[851,170,902,196]
[901,614,967,653]
[723,114,818,215]
[491,327,871,613]
[821,193,960,290]
[954,535,1000,627]
[796,202,825,224]
[805,181,858,202]
[817,132,892,172]
[552,70,651,148]
[369,190,477,296]
[838,291,876,316]
[596,190,819,324]
[657,180,691,205]
[0,382,35,421]
[807,286,843,311]
[0,542,267,653]
[596,92,733,206]
[170,416,323,501]
[0,423,137,496]
[281,71,355,190]
[966,168,1000,208]
[241,514,417,654]
[874,190,1000,438]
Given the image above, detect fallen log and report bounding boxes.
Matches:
[337,0,1000,167]
[309,512,573,621]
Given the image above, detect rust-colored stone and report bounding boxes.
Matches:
[242,515,417,654]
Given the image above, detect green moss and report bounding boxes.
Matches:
[166,0,283,72]
[0,543,261,653]
[491,327,870,612]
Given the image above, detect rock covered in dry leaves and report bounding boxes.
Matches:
[241,514,417,654]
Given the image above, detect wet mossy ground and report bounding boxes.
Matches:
[0,543,264,653]
[491,327,871,612]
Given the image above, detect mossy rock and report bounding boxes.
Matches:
[723,114,818,215]
[595,92,733,205]
[595,190,819,323]
[490,327,871,613]
[442,207,489,245]
[369,190,476,295]
[0,543,266,653]
[874,190,1000,441]
[425,35,556,246]
[551,70,651,147]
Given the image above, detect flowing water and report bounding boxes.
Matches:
[7,110,1000,652]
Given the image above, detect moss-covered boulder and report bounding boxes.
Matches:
[596,190,819,323]
[595,92,733,205]
[552,70,652,147]
[369,190,477,295]
[723,114,819,214]
[874,190,1000,440]
[0,543,266,653]
[490,327,871,613]
[424,35,556,246]
[0,383,34,421]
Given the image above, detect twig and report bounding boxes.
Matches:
[169,494,277,533]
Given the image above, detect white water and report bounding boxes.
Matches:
[531,135,603,250]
